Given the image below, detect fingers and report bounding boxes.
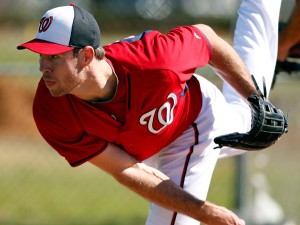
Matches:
[230,212,245,225]
[217,205,245,225]
[202,201,245,225]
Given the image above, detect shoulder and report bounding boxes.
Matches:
[104,26,205,69]
[103,26,201,51]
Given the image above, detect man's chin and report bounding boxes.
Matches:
[48,89,67,97]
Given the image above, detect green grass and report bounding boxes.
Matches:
[0,138,149,225]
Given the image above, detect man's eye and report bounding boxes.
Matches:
[50,55,59,60]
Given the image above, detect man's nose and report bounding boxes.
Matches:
[39,57,51,74]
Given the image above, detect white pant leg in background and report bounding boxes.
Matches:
[220,0,282,158]
[234,0,281,93]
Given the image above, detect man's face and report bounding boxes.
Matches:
[39,50,83,97]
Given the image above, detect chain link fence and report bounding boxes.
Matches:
[0,0,299,225]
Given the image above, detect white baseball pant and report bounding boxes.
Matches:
[143,0,282,224]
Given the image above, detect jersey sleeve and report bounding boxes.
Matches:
[105,25,212,82]
[149,25,212,72]
[33,80,108,167]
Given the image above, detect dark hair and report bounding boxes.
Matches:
[73,46,105,60]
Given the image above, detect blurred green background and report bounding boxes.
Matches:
[0,0,299,225]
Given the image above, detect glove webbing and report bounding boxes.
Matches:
[251,75,266,99]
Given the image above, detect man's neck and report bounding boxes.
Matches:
[72,59,117,102]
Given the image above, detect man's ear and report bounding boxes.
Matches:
[80,46,94,66]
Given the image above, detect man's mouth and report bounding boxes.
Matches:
[43,79,56,88]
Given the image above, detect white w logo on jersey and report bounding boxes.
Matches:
[139,93,177,134]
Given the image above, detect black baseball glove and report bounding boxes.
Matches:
[214,76,288,150]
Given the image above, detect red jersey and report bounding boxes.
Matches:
[33,26,212,166]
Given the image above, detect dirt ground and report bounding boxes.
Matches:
[0,76,40,139]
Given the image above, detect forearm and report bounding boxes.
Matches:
[113,162,242,225]
[91,154,205,221]
[89,144,244,225]
[193,24,257,99]
[210,35,256,99]
[281,2,300,47]
[116,162,205,220]
[278,2,300,61]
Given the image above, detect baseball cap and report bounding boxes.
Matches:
[17,4,100,55]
